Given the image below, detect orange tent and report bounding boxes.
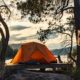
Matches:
[11,42,57,64]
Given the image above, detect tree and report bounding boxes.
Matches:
[74,0,80,79]
[16,0,80,79]
[37,16,76,63]
[0,0,10,79]
[0,15,9,80]
[0,0,79,79]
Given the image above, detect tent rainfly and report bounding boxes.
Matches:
[11,42,57,64]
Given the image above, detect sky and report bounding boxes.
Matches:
[0,0,76,50]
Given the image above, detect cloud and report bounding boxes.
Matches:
[11,33,21,36]
[46,33,58,39]
[15,37,27,41]
[10,25,30,31]
[10,36,27,41]
[27,34,38,39]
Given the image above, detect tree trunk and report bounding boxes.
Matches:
[0,14,9,80]
[0,14,9,61]
[74,0,80,79]
[0,28,5,80]
[68,29,76,63]
[57,55,63,63]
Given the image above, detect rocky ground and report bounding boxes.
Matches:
[6,69,73,80]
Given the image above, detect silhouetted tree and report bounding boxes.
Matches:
[74,0,80,79]
[0,0,79,79]
[16,0,80,79]
[0,0,10,79]
[37,16,76,63]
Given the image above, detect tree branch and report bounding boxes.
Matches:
[0,14,9,61]
[0,28,5,61]
[63,6,74,11]
[56,30,71,37]
[0,0,11,18]
[0,14,9,41]
[0,5,6,8]
[55,6,74,15]
[69,54,76,63]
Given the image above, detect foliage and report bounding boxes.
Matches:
[16,0,51,22]
[0,42,14,59]
[1,0,80,79]
[37,15,75,42]
[37,8,76,62]
[16,0,71,23]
